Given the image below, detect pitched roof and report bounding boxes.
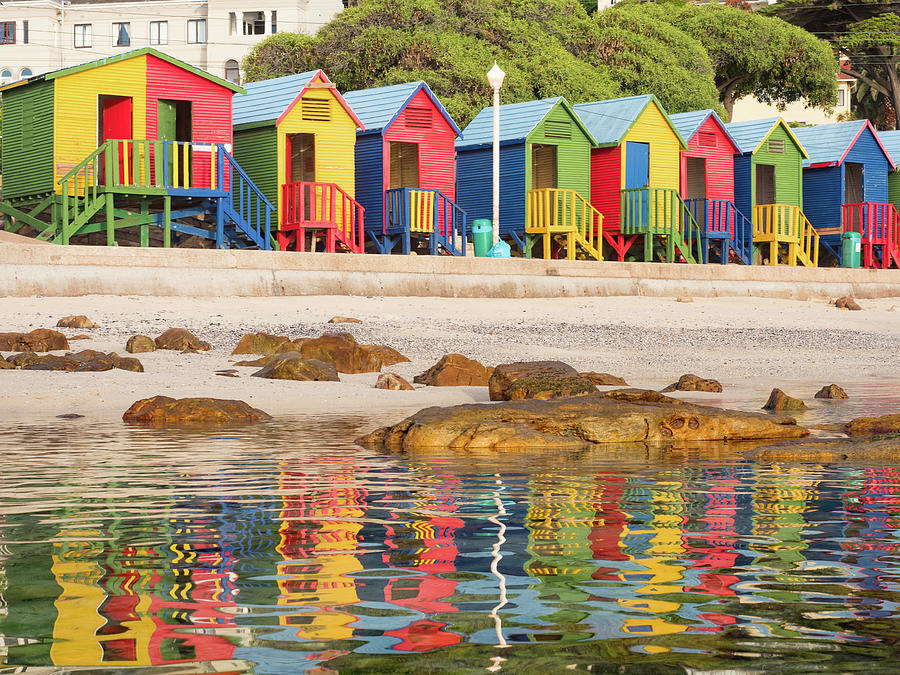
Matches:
[792,120,895,169]
[724,117,809,159]
[879,130,900,168]
[573,95,686,149]
[456,97,595,149]
[342,81,460,136]
[0,47,243,94]
[668,109,739,152]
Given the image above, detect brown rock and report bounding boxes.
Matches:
[75,358,116,372]
[661,374,723,393]
[0,329,69,352]
[375,372,414,391]
[126,335,157,353]
[762,388,807,411]
[155,328,211,351]
[69,334,91,341]
[0,356,14,370]
[676,297,694,303]
[598,388,687,405]
[123,396,271,426]
[6,352,43,368]
[580,372,628,386]
[234,355,275,367]
[414,354,492,387]
[327,316,362,324]
[751,435,900,462]
[251,352,340,381]
[109,353,144,373]
[299,334,381,374]
[362,344,410,366]
[834,296,862,311]
[22,355,82,371]
[56,315,97,329]
[844,413,900,437]
[489,360,596,401]
[231,332,303,355]
[357,395,809,451]
[815,384,848,399]
[67,349,108,362]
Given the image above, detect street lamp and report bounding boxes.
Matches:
[486,62,505,247]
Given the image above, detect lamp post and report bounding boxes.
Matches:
[486,62,505,247]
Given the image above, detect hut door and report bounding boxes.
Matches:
[99,95,132,185]
[389,142,419,189]
[844,163,864,204]
[158,100,192,187]
[625,142,650,226]
[287,133,316,221]
[531,144,557,190]
[685,156,707,228]
[755,164,776,205]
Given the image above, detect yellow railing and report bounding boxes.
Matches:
[753,204,819,267]
[408,190,435,234]
[525,188,603,261]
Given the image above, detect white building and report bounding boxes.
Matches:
[0,0,344,85]
[730,71,857,125]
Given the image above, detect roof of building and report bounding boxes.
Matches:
[573,94,686,149]
[724,117,809,159]
[457,97,595,149]
[792,120,895,169]
[668,109,739,152]
[342,81,460,137]
[0,47,243,94]
[879,130,900,167]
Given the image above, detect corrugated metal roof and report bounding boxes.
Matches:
[232,71,320,126]
[572,95,655,147]
[669,109,738,151]
[791,120,869,166]
[457,97,570,149]
[724,117,786,154]
[877,130,900,167]
[342,81,461,136]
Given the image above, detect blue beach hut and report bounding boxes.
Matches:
[877,129,900,236]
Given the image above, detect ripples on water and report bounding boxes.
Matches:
[2,393,900,673]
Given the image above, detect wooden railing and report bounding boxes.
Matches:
[282,181,365,253]
[753,204,819,267]
[384,187,467,255]
[58,144,106,243]
[100,139,227,192]
[621,187,701,263]
[685,197,754,264]
[220,149,273,250]
[525,188,602,260]
[842,202,900,269]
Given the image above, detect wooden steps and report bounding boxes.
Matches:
[525,188,603,261]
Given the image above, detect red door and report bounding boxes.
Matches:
[100,95,133,184]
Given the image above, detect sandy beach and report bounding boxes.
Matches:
[2,293,900,426]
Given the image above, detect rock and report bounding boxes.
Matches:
[56,315,97,329]
[414,354,492,387]
[489,360,596,401]
[676,297,694,303]
[234,355,275,367]
[0,355,13,370]
[68,334,91,341]
[815,384,848,399]
[750,435,900,462]
[6,352,43,368]
[251,352,340,381]
[8,349,144,373]
[231,332,304,355]
[0,329,69,352]
[75,358,115,372]
[126,335,157,353]
[57,413,84,419]
[834,296,862,311]
[844,413,900,437]
[216,370,240,378]
[299,334,381,374]
[123,396,271,426]
[22,355,82,371]
[375,372,414,391]
[109,353,144,373]
[661,374,723,393]
[361,344,410,366]
[358,395,809,451]
[598,388,687,405]
[327,316,362,323]
[68,349,107,361]
[155,328,210,351]
[580,372,628,386]
[762,388,807,411]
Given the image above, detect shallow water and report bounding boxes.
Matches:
[3,391,900,673]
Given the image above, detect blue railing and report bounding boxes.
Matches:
[383,187,467,255]
[217,147,274,250]
[685,197,754,265]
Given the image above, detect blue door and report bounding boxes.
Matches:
[625,142,650,227]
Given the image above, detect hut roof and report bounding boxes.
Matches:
[342,81,460,136]
[792,120,895,169]
[573,95,686,149]
[457,97,595,150]
[724,117,809,159]
[879,130,900,168]
[669,109,739,152]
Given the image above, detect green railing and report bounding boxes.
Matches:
[621,187,702,263]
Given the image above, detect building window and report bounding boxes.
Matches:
[271,11,277,33]
[837,87,846,107]
[0,69,12,84]
[22,21,28,44]
[225,59,240,84]
[20,67,32,78]
[0,22,15,45]
[150,21,167,45]
[112,22,130,47]
[74,24,91,48]
[229,12,237,35]
[187,19,206,44]
[243,12,265,35]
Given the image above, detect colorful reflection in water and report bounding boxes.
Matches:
[2,419,900,672]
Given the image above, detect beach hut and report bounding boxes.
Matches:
[792,120,897,268]
[0,48,273,249]
[342,82,465,255]
[232,70,365,253]
[877,130,900,257]
[573,95,700,264]
[669,109,752,265]
[456,97,602,260]
[724,117,818,267]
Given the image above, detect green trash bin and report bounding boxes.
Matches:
[841,231,861,268]
[472,219,493,257]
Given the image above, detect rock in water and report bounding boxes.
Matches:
[251,353,340,381]
[362,344,410,366]
[0,329,69,352]
[598,388,685,405]
[762,388,807,411]
[414,354,492,387]
[328,316,362,323]
[489,361,596,401]
[580,372,628,386]
[358,395,809,451]
[299,334,381,374]
[155,328,211,351]
[815,384,848,399]
[375,372,415,390]
[123,396,271,426]
[126,335,157,353]
[232,332,303,355]
[750,435,900,462]
[56,315,97,329]
[834,296,862,311]
[661,374,723,393]
[844,413,900,437]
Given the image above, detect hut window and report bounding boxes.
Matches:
[301,98,331,122]
[544,120,571,139]
[0,22,15,45]
[150,21,167,46]
[698,132,717,148]
[389,142,419,189]
[187,19,206,44]
[768,138,785,154]
[74,24,91,48]
[112,22,130,47]
[405,107,432,129]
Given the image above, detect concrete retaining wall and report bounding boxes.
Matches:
[2,243,900,298]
